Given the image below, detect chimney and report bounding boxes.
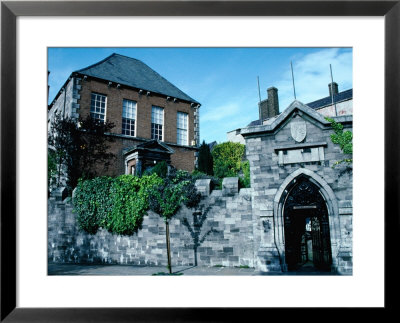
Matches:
[329,82,339,97]
[267,87,279,117]
[258,87,279,121]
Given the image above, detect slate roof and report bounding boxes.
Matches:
[246,88,353,127]
[247,119,262,127]
[306,89,352,110]
[74,53,199,104]
[241,100,353,137]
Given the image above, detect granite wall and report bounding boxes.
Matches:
[48,178,256,268]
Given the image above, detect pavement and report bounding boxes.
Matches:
[48,263,337,276]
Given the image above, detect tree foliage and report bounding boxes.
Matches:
[48,148,58,193]
[211,142,250,188]
[74,176,114,234]
[148,169,201,221]
[143,160,168,178]
[147,169,201,273]
[48,113,116,192]
[197,141,214,175]
[73,174,162,235]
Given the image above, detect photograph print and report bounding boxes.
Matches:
[47,47,353,276]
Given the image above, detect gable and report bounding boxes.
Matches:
[241,100,332,138]
[123,140,174,156]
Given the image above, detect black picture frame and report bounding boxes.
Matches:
[1,1,398,321]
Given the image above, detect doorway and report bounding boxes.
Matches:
[283,178,332,271]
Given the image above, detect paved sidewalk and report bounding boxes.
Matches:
[48,263,337,276]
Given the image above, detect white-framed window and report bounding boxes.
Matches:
[90,92,107,122]
[122,99,137,136]
[151,106,164,141]
[177,111,188,145]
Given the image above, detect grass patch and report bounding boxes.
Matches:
[235,265,251,269]
[213,264,224,267]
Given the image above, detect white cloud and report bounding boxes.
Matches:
[276,48,352,110]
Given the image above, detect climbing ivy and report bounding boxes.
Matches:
[73,176,114,234]
[326,117,353,167]
[73,174,162,236]
[106,174,163,235]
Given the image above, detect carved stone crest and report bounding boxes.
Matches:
[290,118,307,142]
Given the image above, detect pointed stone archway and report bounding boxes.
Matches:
[273,168,340,272]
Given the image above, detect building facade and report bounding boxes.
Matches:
[48,53,201,177]
[49,99,353,274]
[240,100,352,273]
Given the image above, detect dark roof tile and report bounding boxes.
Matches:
[306,89,352,110]
[74,53,199,104]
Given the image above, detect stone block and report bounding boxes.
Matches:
[52,187,68,201]
[195,179,211,196]
[222,177,239,196]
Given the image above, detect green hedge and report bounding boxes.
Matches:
[73,174,162,235]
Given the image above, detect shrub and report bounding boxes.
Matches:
[73,174,162,236]
[212,142,245,179]
[73,176,113,234]
[211,142,250,188]
[239,161,250,188]
[106,174,162,236]
[191,170,221,190]
[143,161,168,178]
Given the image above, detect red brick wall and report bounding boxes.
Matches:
[77,78,197,174]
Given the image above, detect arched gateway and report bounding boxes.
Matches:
[283,177,332,271]
[274,168,340,273]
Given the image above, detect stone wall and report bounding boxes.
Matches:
[48,178,255,268]
[242,102,353,274]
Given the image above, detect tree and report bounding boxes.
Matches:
[48,148,58,194]
[326,117,353,167]
[197,141,214,175]
[148,170,201,274]
[48,114,116,192]
[211,142,250,188]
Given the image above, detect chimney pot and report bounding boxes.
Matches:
[329,82,339,96]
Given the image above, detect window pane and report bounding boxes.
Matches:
[122,99,137,136]
[90,93,106,122]
[177,112,188,145]
[151,106,164,140]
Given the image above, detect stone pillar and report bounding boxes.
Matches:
[222,177,239,196]
[195,179,211,196]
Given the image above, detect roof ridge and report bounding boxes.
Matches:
[74,53,116,73]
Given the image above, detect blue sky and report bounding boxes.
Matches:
[48,47,352,144]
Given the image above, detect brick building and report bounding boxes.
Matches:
[48,53,201,177]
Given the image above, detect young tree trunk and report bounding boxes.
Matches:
[165,221,172,274]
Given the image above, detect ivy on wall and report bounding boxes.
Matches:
[326,117,353,167]
[73,174,162,235]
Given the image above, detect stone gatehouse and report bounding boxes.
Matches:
[240,100,352,274]
[48,100,352,274]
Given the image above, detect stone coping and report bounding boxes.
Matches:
[273,141,328,152]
